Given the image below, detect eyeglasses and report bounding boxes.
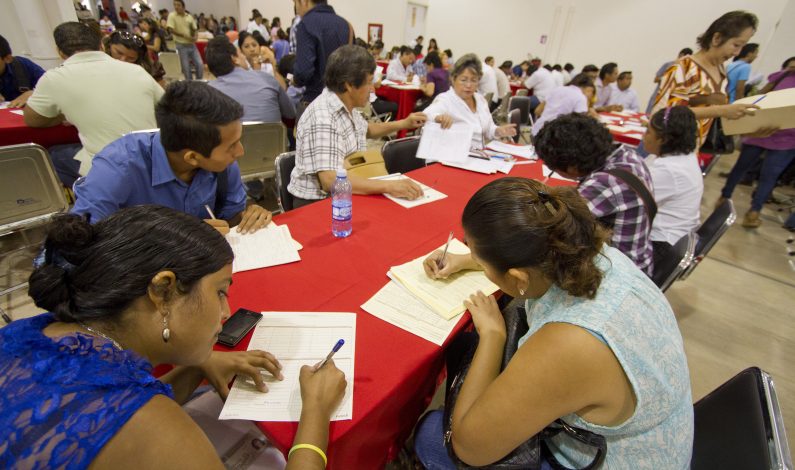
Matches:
[112,30,145,49]
[456,77,480,85]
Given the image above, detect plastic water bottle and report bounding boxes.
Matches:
[331,169,353,238]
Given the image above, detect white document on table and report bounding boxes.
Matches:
[442,155,513,174]
[225,223,301,273]
[417,122,473,163]
[370,173,447,208]
[381,79,399,86]
[388,239,499,320]
[9,109,24,115]
[219,312,356,422]
[485,141,536,160]
[541,164,578,182]
[0,102,9,109]
[362,280,463,346]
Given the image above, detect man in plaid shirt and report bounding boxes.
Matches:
[536,113,654,276]
[288,45,428,208]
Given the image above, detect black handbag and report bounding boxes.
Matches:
[699,118,735,155]
[442,304,607,470]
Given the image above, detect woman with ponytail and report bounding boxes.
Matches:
[0,206,345,470]
[414,178,693,469]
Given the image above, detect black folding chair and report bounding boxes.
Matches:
[381,136,426,174]
[680,199,737,280]
[651,232,696,292]
[691,367,792,470]
[508,109,521,144]
[274,151,296,213]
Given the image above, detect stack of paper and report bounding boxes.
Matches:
[417,122,473,163]
[485,140,536,160]
[370,174,447,208]
[219,312,356,422]
[722,88,795,135]
[442,156,514,175]
[226,223,302,273]
[387,239,499,320]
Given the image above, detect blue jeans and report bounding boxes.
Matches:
[721,144,795,212]
[414,410,553,470]
[175,43,203,80]
[47,143,83,187]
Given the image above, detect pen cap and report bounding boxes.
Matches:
[336,168,348,178]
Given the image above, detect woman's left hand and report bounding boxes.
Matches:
[200,350,284,399]
[496,124,517,138]
[464,291,506,339]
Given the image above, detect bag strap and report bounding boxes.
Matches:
[10,58,32,92]
[214,168,228,217]
[604,168,657,223]
[541,420,607,470]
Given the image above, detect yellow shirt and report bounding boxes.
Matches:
[167,11,196,45]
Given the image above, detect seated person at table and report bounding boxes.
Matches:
[607,71,640,112]
[386,45,415,82]
[413,178,692,469]
[488,57,510,102]
[415,51,450,112]
[102,30,166,88]
[536,113,655,275]
[0,34,45,108]
[531,73,597,136]
[522,64,557,116]
[0,206,346,470]
[424,54,516,150]
[24,22,163,185]
[478,56,499,108]
[288,45,427,208]
[644,106,702,269]
[595,62,623,112]
[581,63,599,81]
[72,81,271,235]
[206,36,296,123]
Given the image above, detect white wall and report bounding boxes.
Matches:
[0,0,77,69]
[426,0,792,105]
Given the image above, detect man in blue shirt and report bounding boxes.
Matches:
[0,34,45,107]
[293,0,351,104]
[727,43,759,102]
[72,81,272,235]
[205,37,295,123]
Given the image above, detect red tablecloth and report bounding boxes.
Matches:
[376,60,390,70]
[196,41,207,62]
[599,111,647,147]
[510,82,528,95]
[221,161,572,469]
[0,109,80,149]
[375,84,423,138]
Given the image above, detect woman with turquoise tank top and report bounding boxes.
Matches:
[414,178,693,469]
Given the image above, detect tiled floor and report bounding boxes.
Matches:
[2,153,794,464]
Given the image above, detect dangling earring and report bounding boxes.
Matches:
[519,288,526,296]
[162,312,171,343]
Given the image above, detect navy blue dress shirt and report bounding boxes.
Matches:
[1,56,45,101]
[293,5,350,103]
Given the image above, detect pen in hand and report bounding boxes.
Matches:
[317,339,345,370]
[436,231,454,269]
[204,204,216,220]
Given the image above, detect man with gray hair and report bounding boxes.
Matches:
[288,45,427,208]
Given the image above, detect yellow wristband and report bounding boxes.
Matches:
[288,443,328,467]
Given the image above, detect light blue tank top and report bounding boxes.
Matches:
[520,246,693,469]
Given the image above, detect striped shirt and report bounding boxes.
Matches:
[651,56,726,147]
[288,88,367,200]
[579,145,654,275]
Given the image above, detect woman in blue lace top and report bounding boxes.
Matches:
[0,206,345,469]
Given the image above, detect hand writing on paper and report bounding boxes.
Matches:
[300,359,347,418]
[237,204,273,234]
[435,114,454,129]
[385,178,423,200]
[201,350,284,399]
[204,218,230,235]
[423,251,477,280]
[464,291,506,339]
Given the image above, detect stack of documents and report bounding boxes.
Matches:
[442,156,514,175]
[417,122,473,164]
[485,140,536,160]
[369,173,447,208]
[722,88,795,135]
[362,239,499,345]
[226,223,302,273]
[219,312,356,422]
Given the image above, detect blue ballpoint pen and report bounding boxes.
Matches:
[317,339,345,369]
[752,95,767,105]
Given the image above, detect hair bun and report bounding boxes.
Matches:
[28,264,77,321]
[45,214,95,254]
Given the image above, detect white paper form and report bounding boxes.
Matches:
[485,141,536,160]
[442,156,514,175]
[226,224,301,273]
[388,239,499,320]
[541,164,579,182]
[362,280,463,346]
[219,312,356,422]
[370,173,447,208]
[417,122,473,163]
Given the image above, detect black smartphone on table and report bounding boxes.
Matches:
[217,308,263,347]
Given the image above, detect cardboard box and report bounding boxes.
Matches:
[722,87,795,135]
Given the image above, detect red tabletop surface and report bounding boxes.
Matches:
[0,109,80,149]
[374,84,423,138]
[219,161,573,469]
[509,82,529,95]
[376,60,390,70]
[599,111,647,147]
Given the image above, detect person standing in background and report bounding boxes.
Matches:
[726,43,759,102]
[167,0,203,80]
[646,48,692,114]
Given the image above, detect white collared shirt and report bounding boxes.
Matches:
[523,67,557,101]
[495,66,510,99]
[478,63,498,102]
[386,58,411,82]
[648,152,703,244]
[423,89,498,150]
[608,86,640,112]
[595,78,618,108]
